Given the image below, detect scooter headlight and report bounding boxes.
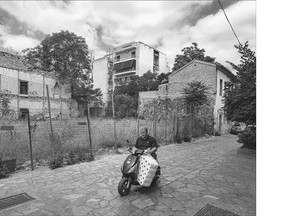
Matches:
[126,165,136,174]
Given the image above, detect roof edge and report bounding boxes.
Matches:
[170,59,216,77]
[216,63,235,79]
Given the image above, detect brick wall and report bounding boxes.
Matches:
[169,60,217,95]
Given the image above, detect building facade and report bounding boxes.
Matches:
[0,51,78,119]
[139,60,235,134]
[92,41,170,103]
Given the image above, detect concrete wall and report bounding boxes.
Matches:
[92,57,109,103]
[138,43,154,76]
[214,68,233,134]
[159,52,170,74]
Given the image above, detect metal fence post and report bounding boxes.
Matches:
[137,97,140,137]
[86,102,93,154]
[153,99,156,139]
[46,85,54,157]
[165,85,168,145]
[111,91,117,149]
[27,110,34,171]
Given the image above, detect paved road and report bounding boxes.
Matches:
[0,134,256,216]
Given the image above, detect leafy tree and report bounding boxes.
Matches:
[0,90,13,119]
[157,72,170,84]
[182,81,210,115]
[172,42,215,71]
[114,94,137,118]
[22,30,94,105]
[106,71,171,118]
[137,70,159,92]
[114,77,139,98]
[223,41,256,126]
[181,81,211,141]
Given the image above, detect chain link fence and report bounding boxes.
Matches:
[138,97,215,144]
[1,96,215,170]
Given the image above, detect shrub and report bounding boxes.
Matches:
[174,134,182,143]
[238,127,256,150]
[48,146,94,170]
[48,153,64,170]
[183,137,191,142]
[99,141,123,149]
[0,164,9,179]
[0,156,10,179]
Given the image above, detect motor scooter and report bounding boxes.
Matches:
[118,147,160,196]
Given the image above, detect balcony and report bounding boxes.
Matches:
[114,55,136,63]
[113,59,136,74]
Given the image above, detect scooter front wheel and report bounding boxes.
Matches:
[118,177,131,196]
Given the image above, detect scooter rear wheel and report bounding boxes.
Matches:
[118,177,131,196]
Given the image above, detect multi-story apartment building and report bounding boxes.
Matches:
[0,51,78,119]
[92,41,170,103]
[112,41,170,84]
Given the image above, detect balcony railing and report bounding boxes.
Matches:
[114,56,136,63]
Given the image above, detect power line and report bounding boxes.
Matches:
[218,0,242,46]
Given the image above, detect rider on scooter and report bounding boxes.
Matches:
[132,127,161,175]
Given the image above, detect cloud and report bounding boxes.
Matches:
[0,34,40,52]
[0,0,256,71]
[186,1,256,69]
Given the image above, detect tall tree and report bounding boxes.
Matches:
[182,81,210,115]
[172,42,215,71]
[223,41,256,126]
[22,30,95,105]
[137,70,159,92]
[114,94,137,118]
[106,71,169,118]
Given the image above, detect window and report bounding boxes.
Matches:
[153,50,159,66]
[131,51,135,58]
[219,79,223,96]
[19,108,29,119]
[20,81,28,95]
[116,55,120,61]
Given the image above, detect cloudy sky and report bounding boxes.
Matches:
[0,0,256,72]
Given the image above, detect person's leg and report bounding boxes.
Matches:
[152,154,161,176]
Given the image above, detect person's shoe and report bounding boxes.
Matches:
[156,166,161,176]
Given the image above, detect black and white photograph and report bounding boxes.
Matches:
[0,1,258,215]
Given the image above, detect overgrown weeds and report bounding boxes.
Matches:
[48,146,94,170]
